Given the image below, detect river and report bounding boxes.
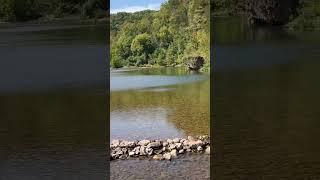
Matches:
[110,67,210,179]
[0,22,108,179]
[213,16,320,179]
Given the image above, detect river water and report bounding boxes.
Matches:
[213,16,320,179]
[0,23,108,179]
[110,68,210,179]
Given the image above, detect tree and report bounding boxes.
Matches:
[131,33,155,57]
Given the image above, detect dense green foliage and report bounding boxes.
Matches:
[212,0,245,15]
[110,0,210,68]
[212,0,320,31]
[287,0,320,31]
[0,0,108,22]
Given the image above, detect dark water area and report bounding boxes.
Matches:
[110,68,210,179]
[0,23,108,179]
[111,154,210,180]
[213,16,320,179]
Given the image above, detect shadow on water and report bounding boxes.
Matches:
[0,23,108,179]
[213,16,320,179]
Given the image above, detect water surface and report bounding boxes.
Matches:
[110,67,210,179]
[0,22,107,179]
[213,16,320,179]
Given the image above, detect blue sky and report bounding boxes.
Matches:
[111,0,166,14]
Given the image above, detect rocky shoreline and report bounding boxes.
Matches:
[110,136,210,161]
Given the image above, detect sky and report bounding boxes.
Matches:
[110,0,166,14]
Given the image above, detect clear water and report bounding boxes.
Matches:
[110,67,210,179]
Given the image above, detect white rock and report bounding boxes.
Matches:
[111,139,120,148]
[147,141,161,149]
[175,143,183,150]
[119,140,136,148]
[178,149,184,154]
[153,154,164,160]
[167,139,173,144]
[169,144,176,150]
[187,140,204,149]
[162,142,168,147]
[197,146,203,152]
[129,151,135,156]
[187,136,195,141]
[163,153,172,160]
[133,146,140,155]
[173,138,180,143]
[205,146,210,154]
[140,146,147,156]
[146,147,153,156]
[170,149,177,158]
[138,140,150,146]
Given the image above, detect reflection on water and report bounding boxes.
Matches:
[110,68,210,140]
[0,23,107,179]
[213,16,320,179]
[110,67,210,179]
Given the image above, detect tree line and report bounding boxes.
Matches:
[110,0,210,68]
[212,0,320,30]
[0,0,108,22]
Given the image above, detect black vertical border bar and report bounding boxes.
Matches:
[210,0,214,179]
[106,0,111,178]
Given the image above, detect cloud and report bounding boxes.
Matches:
[111,3,161,14]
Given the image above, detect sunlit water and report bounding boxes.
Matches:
[213,16,320,179]
[110,67,210,179]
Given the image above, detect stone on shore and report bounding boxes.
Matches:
[153,154,164,160]
[178,149,184,154]
[173,138,180,143]
[138,140,150,146]
[205,146,210,155]
[146,147,153,156]
[119,140,136,148]
[170,149,177,158]
[140,146,147,156]
[147,141,162,149]
[110,135,210,161]
[163,153,172,160]
[111,139,120,148]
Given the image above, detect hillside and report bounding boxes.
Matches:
[110,0,210,69]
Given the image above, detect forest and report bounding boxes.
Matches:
[110,0,210,68]
[212,0,320,31]
[0,0,108,22]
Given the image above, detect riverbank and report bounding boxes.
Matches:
[110,136,210,161]
[0,15,108,28]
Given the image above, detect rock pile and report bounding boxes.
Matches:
[110,136,210,161]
